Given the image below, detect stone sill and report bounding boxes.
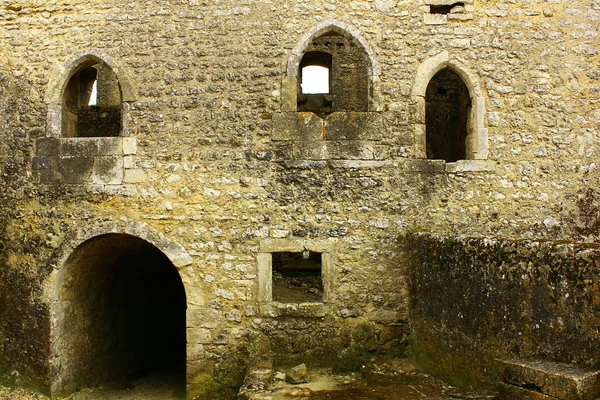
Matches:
[259,301,327,318]
[36,136,137,157]
[283,159,494,172]
[401,159,495,173]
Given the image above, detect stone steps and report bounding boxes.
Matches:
[497,358,600,400]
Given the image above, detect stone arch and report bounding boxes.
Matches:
[49,218,198,304]
[282,20,382,112]
[44,49,136,138]
[410,51,488,160]
[48,219,200,397]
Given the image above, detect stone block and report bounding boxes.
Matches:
[36,137,60,155]
[260,239,304,253]
[187,307,221,329]
[188,328,213,345]
[286,364,308,384]
[97,137,123,155]
[292,141,329,160]
[324,112,383,141]
[497,359,600,400]
[122,136,137,155]
[327,140,374,160]
[272,112,323,141]
[328,160,389,169]
[32,156,50,170]
[401,159,445,173]
[56,156,94,184]
[90,156,124,185]
[280,76,297,112]
[61,138,98,157]
[123,168,147,183]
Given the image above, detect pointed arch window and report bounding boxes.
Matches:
[296,31,370,116]
[62,60,122,137]
[425,68,472,162]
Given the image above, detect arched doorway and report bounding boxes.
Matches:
[51,233,186,397]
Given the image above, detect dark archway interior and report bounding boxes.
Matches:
[425,68,472,162]
[54,234,186,396]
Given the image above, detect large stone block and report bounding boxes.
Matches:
[36,137,60,156]
[90,156,124,185]
[292,141,329,160]
[61,138,99,157]
[272,112,323,142]
[326,140,375,160]
[497,359,600,400]
[324,112,383,141]
[56,156,95,184]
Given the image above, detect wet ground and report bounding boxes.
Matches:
[0,360,497,400]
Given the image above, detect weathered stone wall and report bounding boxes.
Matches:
[0,0,599,398]
[407,234,600,391]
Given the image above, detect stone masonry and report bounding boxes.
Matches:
[0,0,600,399]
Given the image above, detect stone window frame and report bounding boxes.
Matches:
[281,20,382,113]
[410,51,489,171]
[44,49,136,139]
[257,238,338,317]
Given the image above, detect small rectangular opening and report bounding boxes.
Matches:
[430,2,463,14]
[272,251,323,303]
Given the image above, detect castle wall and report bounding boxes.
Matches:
[0,0,599,398]
[408,234,600,390]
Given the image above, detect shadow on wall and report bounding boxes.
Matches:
[405,233,600,391]
[51,233,186,398]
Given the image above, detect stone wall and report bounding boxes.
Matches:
[0,0,599,398]
[407,234,600,391]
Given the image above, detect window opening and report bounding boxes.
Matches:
[301,65,330,94]
[430,2,464,14]
[297,31,369,116]
[272,251,323,303]
[62,61,122,137]
[425,68,472,162]
[88,80,98,106]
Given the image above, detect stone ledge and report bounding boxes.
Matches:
[259,302,327,318]
[497,358,600,400]
[399,159,495,173]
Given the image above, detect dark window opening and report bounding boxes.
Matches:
[430,2,464,14]
[297,31,369,116]
[62,61,122,137]
[54,234,186,397]
[272,251,323,303]
[426,68,472,162]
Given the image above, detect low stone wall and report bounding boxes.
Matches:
[406,234,600,391]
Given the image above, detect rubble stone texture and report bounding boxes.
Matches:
[0,0,599,399]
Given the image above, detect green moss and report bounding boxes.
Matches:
[187,374,218,400]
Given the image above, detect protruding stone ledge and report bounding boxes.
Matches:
[497,358,600,400]
[34,136,138,187]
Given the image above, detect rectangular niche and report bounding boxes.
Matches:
[272,251,323,303]
[258,238,337,313]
